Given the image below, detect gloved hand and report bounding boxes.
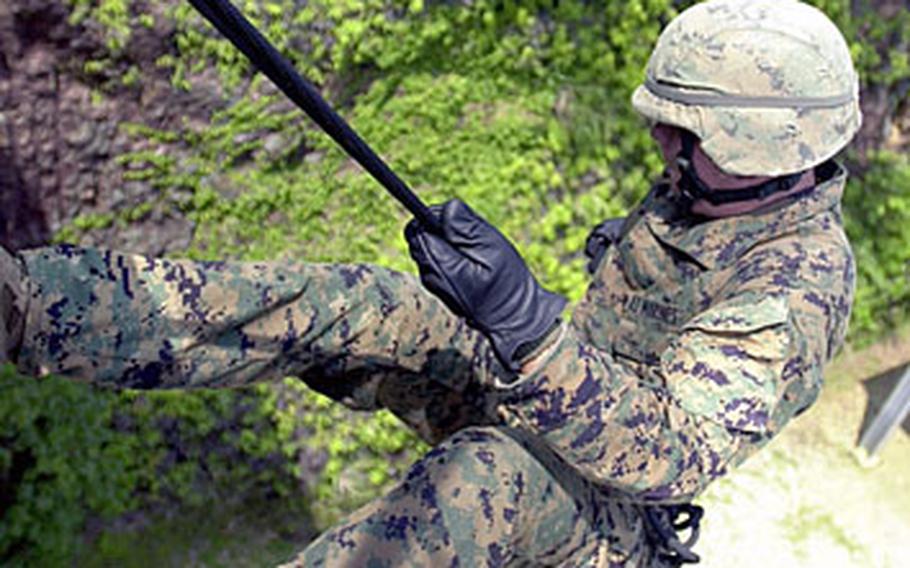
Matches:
[584,217,626,275]
[404,199,566,374]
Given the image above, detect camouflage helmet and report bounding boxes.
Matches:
[632,0,862,177]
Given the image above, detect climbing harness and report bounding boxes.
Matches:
[185,0,440,233]
[643,503,704,565]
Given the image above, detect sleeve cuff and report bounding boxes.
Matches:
[513,318,564,365]
[494,321,568,389]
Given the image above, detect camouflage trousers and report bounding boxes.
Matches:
[5,245,670,566]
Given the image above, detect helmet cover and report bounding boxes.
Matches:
[632,0,862,176]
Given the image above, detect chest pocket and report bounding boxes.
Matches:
[574,216,702,367]
[608,219,700,366]
[610,294,687,367]
[661,295,792,434]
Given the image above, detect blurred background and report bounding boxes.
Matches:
[0,0,907,566]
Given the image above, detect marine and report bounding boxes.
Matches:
[0,0,861,565]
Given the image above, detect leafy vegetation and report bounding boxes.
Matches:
[2,0,908,563]
[844,151,910,341]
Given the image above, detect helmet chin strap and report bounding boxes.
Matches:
[675,131,803,206]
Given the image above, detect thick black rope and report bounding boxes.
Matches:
[186,0,441,233]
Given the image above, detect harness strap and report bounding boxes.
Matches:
[186,0,440,233]
[643,503,704,565]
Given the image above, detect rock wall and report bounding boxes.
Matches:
[0,1,223,254]
[0,0,906,253]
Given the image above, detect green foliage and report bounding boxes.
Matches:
[8,0,910,563]
[0,363,422,564]
[73,497,307,567]
[162,1,328,91]
[809,0,910,89]
[0,365,135,565]
[807,0,910,343]
[843,151,910,342]
[115,0,676,297]
[69,0,134,52]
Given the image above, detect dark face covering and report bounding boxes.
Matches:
[650,124,816,218]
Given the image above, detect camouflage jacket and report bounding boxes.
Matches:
[497,161,854,504]
[4,161,855,517]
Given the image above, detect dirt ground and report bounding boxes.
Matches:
[696,331,910,568]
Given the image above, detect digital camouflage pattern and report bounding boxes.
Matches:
[1,160,853,565]
[282,426,656,567]
[14,247,506,444]
[496,162,854,507]
[631,0,862,177]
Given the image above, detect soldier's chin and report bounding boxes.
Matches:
[689,199,743,219]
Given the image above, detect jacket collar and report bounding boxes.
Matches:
[643,162,847,270]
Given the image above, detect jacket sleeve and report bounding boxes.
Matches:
[496,246,853,504]
[13,244,488,394]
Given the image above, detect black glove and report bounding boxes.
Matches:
[404,199,566,373]
[584,217,626,275]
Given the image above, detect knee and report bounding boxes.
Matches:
[398,427,530,537]
[411,426,527,489]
